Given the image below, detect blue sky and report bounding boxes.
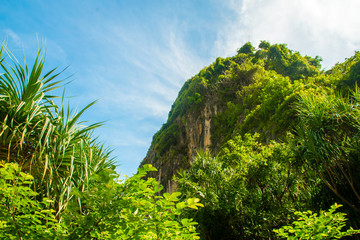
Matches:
[1,0,360,177]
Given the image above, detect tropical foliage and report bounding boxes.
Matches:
[0,43,113,216]
[171,42,360,239]
[274,203,360,239]
[177,135,306,239]
[2,40,360,239]
[0,43,202,239]
[0,162,66,239]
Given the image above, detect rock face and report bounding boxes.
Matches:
[141,94,221,193]
[186,102,216,157]
[139,56,236,192]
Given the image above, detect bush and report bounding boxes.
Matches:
[274,203,360,239]
[0,162,67,239]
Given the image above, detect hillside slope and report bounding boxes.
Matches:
[140,42,323,192]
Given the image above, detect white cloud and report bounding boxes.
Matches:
[215,0,360,69]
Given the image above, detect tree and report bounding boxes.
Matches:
[237,42,255,54]
[258,43,321,80]
[177,134,306,239]
[259,40,270,50]
[345,60,360,87]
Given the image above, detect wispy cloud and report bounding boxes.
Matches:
[4,29,23,48]
[70,16,207,121]
[31,4,212,175]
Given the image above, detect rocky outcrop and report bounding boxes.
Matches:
[141,96,221,192]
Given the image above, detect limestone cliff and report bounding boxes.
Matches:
[141,87,222,192]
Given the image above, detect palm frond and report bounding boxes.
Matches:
[0,43,115,217]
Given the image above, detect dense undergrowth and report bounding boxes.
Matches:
[146,41,360,239]
[174,42,360,239]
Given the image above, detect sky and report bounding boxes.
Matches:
[1,0,360,177]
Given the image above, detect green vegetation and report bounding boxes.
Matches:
[2,40,360,239]
[0,162,66,239]
[177,135,304,239]
[145,41,360,239]
[274,203,360,239]
[0,43,202,239]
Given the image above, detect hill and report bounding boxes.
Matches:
[141,41,360,239]
[141,41,322,191]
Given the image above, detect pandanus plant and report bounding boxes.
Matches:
[0,43,114,217]
[295,88,360,214]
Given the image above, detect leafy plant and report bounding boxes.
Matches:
[274,203,360,239]
[0,42,114,216]
[65,164,203,239]
[0,162,67,239]
[295,87,360,214]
